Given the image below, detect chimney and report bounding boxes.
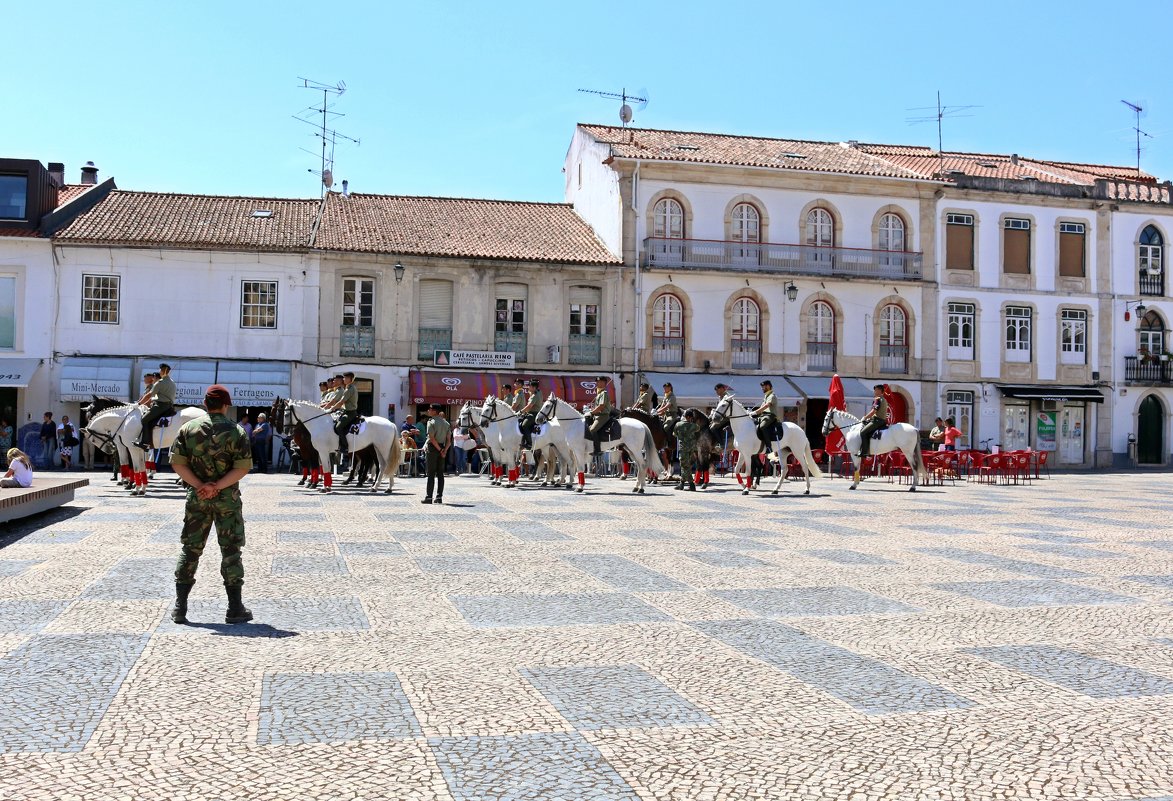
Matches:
[1010,153,1019,166]
[80,161,99,185]
[341,179,350,198]
[47,162,65,187]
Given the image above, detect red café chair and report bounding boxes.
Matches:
[1012,452,1033,485]
[1036,450,1050,478]
[886,451,912,484]
[811,448,827,472]
[977,453,1003,484]
[920,452,943,486]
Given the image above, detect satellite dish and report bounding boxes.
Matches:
[619,104,633,124]
[322,169,334,189]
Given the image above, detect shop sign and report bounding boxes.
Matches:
[434,350,514,369]
[60,378,130,402]
[1036,411,1057,452]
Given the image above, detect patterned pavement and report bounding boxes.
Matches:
[1,469,1172,800]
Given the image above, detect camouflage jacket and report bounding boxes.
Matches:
[674,421,700,451]
[169,413,252,484]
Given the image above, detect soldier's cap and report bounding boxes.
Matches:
[761,380,772,388]
[502,383,513,390]
[662,382,673,389]
[874,383,887,391]
[639,381,649,389]
[318,381,328,387]
[343,371,355,379]
[334,374,345,381]
[204,384,232,405]
[596,375,609,382]
[714,382,727,390]
[159,363,171,372]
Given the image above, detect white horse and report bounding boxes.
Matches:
[85,404,207,495]
[478,396,524,487]
[534,395,664,494]
[285,400,403,494]
[465,397,569,488]
[821,407,927,491]
[711,395,822,496]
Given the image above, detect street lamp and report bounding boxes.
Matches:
[393,262,405,284]
[1125,300,1146,321]
[785,281,798,302]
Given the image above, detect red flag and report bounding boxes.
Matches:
[826,374,846,452]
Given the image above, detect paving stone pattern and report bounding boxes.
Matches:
[2,471,1173,800]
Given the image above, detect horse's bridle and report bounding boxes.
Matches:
[85,407,136,452]
[822,409,859,436]
[713,397,754,423]
[286,399,335,427]
[535,397,577,426]
[479,398,516,427]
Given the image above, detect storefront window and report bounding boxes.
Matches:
[1058,404,1085,464]
[1002,404,1030,451]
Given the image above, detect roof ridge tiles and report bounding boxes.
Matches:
[334,193,574,207]
[109,189,316,203]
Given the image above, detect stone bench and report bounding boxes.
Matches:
[0,477,90,524]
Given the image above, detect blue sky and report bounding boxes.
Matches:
[9,0,1171,202]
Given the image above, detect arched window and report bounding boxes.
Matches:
[652,293,684,366]
[805,208,834,248]
[730,297,761,368]
[653,198,684,240]
[1140,225,1164,296]
[878,213,905,251]
[1139,310,1165,356]
[806,300,835,370]
[879,304,908,373]
[731,203,760,243]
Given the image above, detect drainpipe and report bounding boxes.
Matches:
[632,159,642,386]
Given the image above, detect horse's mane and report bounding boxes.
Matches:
[89,403,141,419]
[288,399,324,408]
[829,407,861,423]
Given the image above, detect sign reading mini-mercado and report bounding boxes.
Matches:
[60,378,131,402]
[433,350,514,369]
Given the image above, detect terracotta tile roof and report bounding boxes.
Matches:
[0,227,39,238]
[53,191,318,251]
[314,193,619,265]
[56,184,94,206]
[581,125,925,180]
[581,125,1158,186]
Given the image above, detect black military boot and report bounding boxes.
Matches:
[172,583,192,624]
[225,585,253,624]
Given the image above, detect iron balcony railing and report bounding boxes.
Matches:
[339,324,375,358]
[652,335,685,367]
[879,343,909,374]
[806,341,836,371]
[1139,271,1166,297]
[418,327,452,361]
[494,330,528,362]
[731,338,761,369]
[569,333,601,365]
[1125,356,1173,383]
[643,237,923,279]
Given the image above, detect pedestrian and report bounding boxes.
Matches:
[674,410,700,491]
[929,417,946,449]
[942,417,964,452]
[0,448,33,488]
[39,412,57,469]
[251,412,272,473]
[58,415,79,471]
[421,403,451,505]
[452,427,471,474]
[168,384,254,626]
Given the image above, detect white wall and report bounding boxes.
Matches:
[0,237,56,423]
[564,128,623,257]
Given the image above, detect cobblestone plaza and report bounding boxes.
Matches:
[1,471,1172,800]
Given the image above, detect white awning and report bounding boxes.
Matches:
[0,358,42,388]
[783,375,874,403]
[641,372,800,406]
[60,357,133,401]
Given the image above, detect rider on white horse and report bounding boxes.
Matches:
[749,380,780,443]
[586,375,618,455]
[516,379,540,450]
[135,363,176,450]
[856,384,889,459]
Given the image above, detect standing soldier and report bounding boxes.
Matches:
[749,379,780,443]
[421,403,451,505]
[586,375,615,454]
[168,384,254,625]
[634,381,653,414]
[135,363,176,450]
[673,410,700,491]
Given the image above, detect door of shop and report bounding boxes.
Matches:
[1058,405,1085,464]
[805,398,829,448]
[355,378,374,417]
[1138,395,1164,464]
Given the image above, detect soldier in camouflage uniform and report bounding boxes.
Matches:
[168,384,255,625]
[673,409,699,491]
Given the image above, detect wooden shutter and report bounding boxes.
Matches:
[418,279,453,328]
[946,223,973,270]
[1059,231,1085,277]
[1004,228,1030,274]
[569,285,600,306]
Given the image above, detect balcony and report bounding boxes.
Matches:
[731,339,761,369]
[879,343,909,374]
[806,341,836,371]
[1139,271,1166,297]
[652,335,685,367]
[495,330,528,362]
[339,325,375,358]
[643,238,923,279]
[569,333,601,365]
[418,327,451,361]
[1125,356,1173,383]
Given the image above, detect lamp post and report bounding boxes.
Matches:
[785,281,798,302]
[393,262,405,284]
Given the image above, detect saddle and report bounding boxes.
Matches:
[348,417,366,435]
[586,414,622,442]
[756,421,783,444]
[870,426,887,440]
[158,415,175,429]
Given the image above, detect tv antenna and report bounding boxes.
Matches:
[1121,100,1152,173]
[906,91,979,154]
[578,87,649,127]
[294,77,361,194]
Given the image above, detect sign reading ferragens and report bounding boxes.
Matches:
[433,350,515,369]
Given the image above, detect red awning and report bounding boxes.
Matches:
[561,376,603,406]
[410,371,490,403]
[486,374,563,400]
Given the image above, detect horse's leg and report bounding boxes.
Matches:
[772,445,788,495]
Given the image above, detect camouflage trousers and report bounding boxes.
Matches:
[679,448,697,475]
[175,487,246,587]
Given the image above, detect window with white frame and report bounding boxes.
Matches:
[569,286,600,337]
[240,280,277,329]
[945,390,974,449]
[946,302,975,361]
[82,274,120,324]
[879,304,908,373]
[1139,225,1164,296]
[731,203,760,243]
[495,286,527,334]
[1003,217,1031,274]
[731,297,761,368]
[652,293,684,366]
[1059,309,1087,365]
[945,212,975,270]
[1139,310,1164,356]
[652,198,684,240]
[1058,222,1086,278]
[1004,305,1032,362]
[806,300,835,370]
[805,208,834,248]
[878,213,905,251]
[342,278,374,326]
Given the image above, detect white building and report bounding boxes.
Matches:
[565,124,1173,468]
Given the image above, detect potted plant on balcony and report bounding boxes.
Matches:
[1138,347,1156,364]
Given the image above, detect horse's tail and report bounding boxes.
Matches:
[642,425,665,474]
[385,428,404,481]
[801,440,823,478]
[914,438,928,480]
